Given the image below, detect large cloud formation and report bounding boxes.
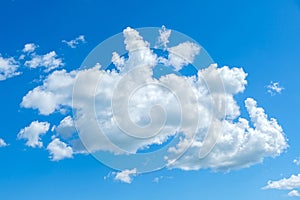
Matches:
[19,26,287,182]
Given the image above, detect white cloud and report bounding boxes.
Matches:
[114,168,137,183]
[21,69,76,115]
[21,27,287,175]
[47,137,73,161]
[156,25,171,49]
[264,174,300,197]
[288,190,300,197]
[267,81,284,96]
[17,121,50,148]
[23,43,38,53]
[167,97,287,171]
[111,52,125,70]
[0,55,20,81]
[264,174,300,190]
[55,116,76,139]
[294,158,300,166]
[0,138,8,147]
[62,35,86,48]
[24,51,63,72]
[153,176,173,183]
[162,41,200,71]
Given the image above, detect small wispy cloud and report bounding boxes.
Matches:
[62,35,86,48]
[294,157,300,166]
[113,168,137,184]
[0,138,8,147]
[266,81,284,96]
[153,176,173,183]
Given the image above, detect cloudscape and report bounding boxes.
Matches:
[0,1,300,200]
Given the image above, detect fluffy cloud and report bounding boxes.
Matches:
[23,43,38,53]
[263,174,300,197]
[24,51,63,72]
[62,35,86,48]
[55,116,76,139]
[47,137,73,161]
[294,158,300,166]
[21,69,76,115]
[264,174,300,190]
[289,190,300,197]
[20,26,287,174]
[161,41,200,71]
[0,55,20,81]
[114,168,137,183]
[17,121,50,148]
[0,138,8,147]
[167,97,287,171]
[267,81,284,96]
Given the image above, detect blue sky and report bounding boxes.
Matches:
[1,0,300,199]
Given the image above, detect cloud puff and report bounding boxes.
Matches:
[267,81,284,96]
[288,190,300,197]
[17,121,50,148]
[294,158,300,166]
[264,174,300,190]
[167,97,287,171]
[156,25,171,49]
[24,51,63,72]
[55,116,76,139]
[0,138,8,147]
[20,26,287,174]
[0,55,20,81]
[47,137,73,161]
[23,43,38,53]
[62,35,86,48]
[21,69,76,115]
[114,168,137,183]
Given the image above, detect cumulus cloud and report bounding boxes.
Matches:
[47,137,73,161]
[161,41,200,71]
[55,116,76,139]
[288,190,300,197]
[17,121,50,148]
[263,174,300,196]
[114,168,137,183]
[21,69,76,115]
[62,35,86,48]
[22,43,38,53]
[0,55,20,81]
[167,97,287,171]
[20,26,287,175]
[24,51,63,72]
[0,138,8,147]
[267,81,284,96]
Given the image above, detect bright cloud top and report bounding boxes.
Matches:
[19,27,287,182]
